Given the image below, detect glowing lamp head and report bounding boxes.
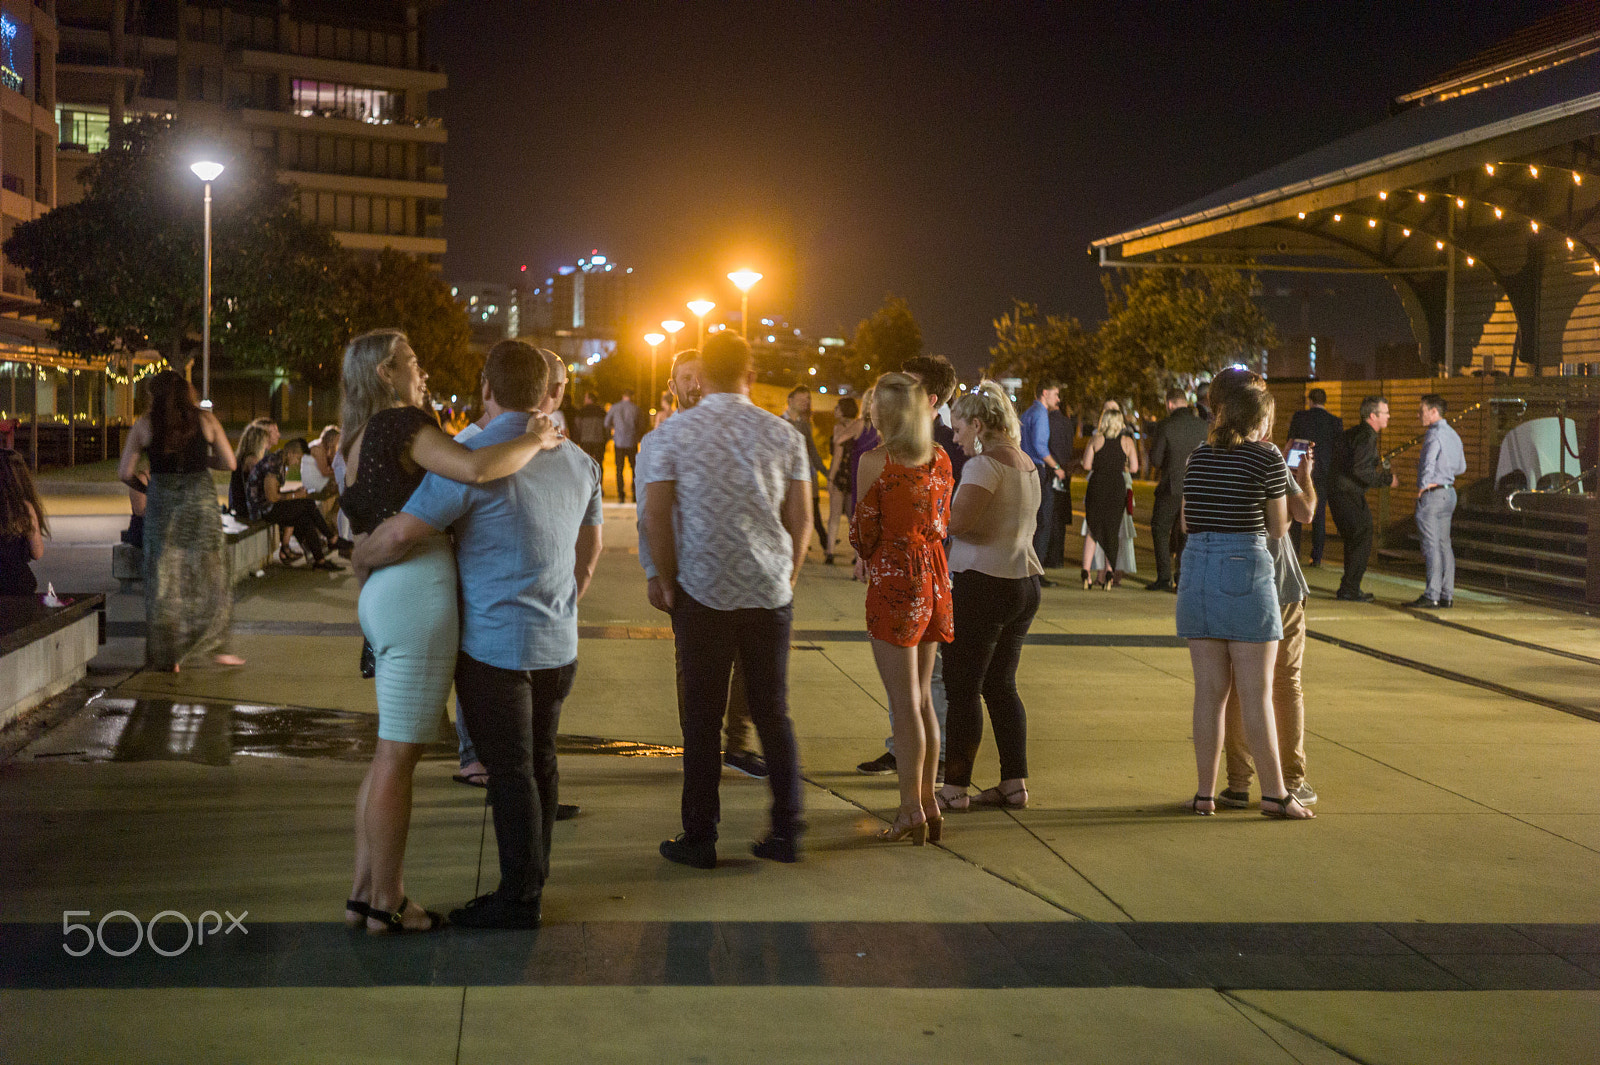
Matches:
[643,332,666,347]
[686,300,715,318]
[727,270,763,293]
[190,160,225,183]
[661,320,685,335]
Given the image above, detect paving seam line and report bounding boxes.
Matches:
[1393,606,1600,668]
[1220,991,1378,1065]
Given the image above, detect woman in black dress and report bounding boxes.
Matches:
[1080,406,1139,589]
[0,447,47,595]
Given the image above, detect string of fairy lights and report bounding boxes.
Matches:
[0,357,162,421]
[1291,159,1600,276]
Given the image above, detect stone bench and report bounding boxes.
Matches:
[0,594,106,730]
[111,520,278,593]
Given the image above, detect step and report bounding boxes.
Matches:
[1456,506,1588,532]
[1449,519,1588,548]
[1392,531,1584,566]
[1377,548,1587,590]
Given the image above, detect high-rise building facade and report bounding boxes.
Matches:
[0,1,59,366]
[55,0,445,264]
[523,251,634,367]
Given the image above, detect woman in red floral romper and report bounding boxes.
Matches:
[851,373,954,845]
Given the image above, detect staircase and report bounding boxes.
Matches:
[1377,495,1589,601]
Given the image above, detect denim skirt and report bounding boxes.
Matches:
[1175,531,1282,643]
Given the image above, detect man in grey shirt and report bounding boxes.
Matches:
[1407,393,1467,609]
[605,390,643,502]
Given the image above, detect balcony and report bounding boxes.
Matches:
[234,49,446,92]
[237,107,446,144]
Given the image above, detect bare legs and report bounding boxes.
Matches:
[1081,534,1100,585]
[1187,638,1311,819]
[870,639,940,829]
[350,738,434,930]
[824,486,850,562]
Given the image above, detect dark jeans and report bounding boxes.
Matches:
[1031,467,1055,566]
[671,590,802,841]
[1290,480,1329,561]
[1043,481,1073,568]
[942,570,1040,788]
[615,445,637,500]
[1150,488,1183,585]
[1328,490,1372,595]
[262,498,333,558]
[454,651,577,904]
[674,641,755,755]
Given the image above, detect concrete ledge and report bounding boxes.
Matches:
[0,595,105,730]
[112,523,277,592]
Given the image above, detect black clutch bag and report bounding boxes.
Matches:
[360,638,375,679]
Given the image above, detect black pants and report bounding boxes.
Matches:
[615,446,637,501]
[263,499,333,559]
[942,570,1040,788]
[454,652,577,904]
[1290,485,1329,562]
[1043,481,1073,568]
[1031,467,1055,566]
[1150,489,1183,585]
[1328,490,1372,595]
[671,590,802,842]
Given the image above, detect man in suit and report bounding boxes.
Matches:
[1328,396,1397,602]
[1043,402,1078,568]
[1287,388,1344,567]
[1146,387,1207,592]
[1019,380,1068,585]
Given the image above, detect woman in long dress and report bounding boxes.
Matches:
[1080,406,1139,589]
[117,371,241,670]
[339,329,558,934]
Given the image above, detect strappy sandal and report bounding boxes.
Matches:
[971,782,1029,809]
[344,899,371,927]
[935,788,970,812]
[278,544,302,565]
[1260,794,1315,820]
[366,896,444,935]
[1183,794,1216,816]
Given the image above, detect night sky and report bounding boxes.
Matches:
[428,1,1574,375]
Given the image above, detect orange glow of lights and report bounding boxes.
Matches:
[1368,219,1377,227]
[1436,240,1445,249]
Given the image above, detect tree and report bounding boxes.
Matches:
[3,118,348,374]
[341,249,477,402]
[986,300,1099,410]
[1095,266,1276,408]
[850,295,923,388]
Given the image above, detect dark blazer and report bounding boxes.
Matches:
[1148,406,1207,496]
[1287,405,1344,487]
[1335,422,1388,495]
[933,419,967,484]
[1047,409,1078,473]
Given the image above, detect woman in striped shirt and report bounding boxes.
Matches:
[1177,374,1313,820]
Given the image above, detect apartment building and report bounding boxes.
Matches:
[0,0,57,364]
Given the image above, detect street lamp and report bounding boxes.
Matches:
[727,270,762,340]
[661,319,685,353]
[643,331,666,412]
[190,160,225,407]
[686,299,715,348]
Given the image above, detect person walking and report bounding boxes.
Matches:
[1147,389,1207,592]
[1018,381,1067,583]
[1081,406,1138,589]
[851,372,954,844]
[572,393,608,472]
[1176,372,1312,820]
[0,447,48,594]
[639,348,768,780]
[1329,396,1397,602]
[605,389,643,502]
[784,386,830,548]
[1407,393,1466,609]
[340,332,557,934]
[824,396,864,565]
[645,332,811,868]
[937,381,1041,814]
[116,371,242,671]
[1286,388,1343,567]
[1042,400,1078,568]
[358,339,602,930]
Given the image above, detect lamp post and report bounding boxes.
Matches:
[726,270,762,341]
[686,299,715,348]
[643,332,665,414]
[190,160,225,408]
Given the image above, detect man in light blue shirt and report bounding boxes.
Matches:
[1408,393,1467,609]
[355,341,603,928]
[1018,380,1067,581]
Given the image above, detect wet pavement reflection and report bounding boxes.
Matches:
[26,696,683,767]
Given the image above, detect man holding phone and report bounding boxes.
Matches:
[1286,389,1343,567]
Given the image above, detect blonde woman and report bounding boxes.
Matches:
[1080,406,1140,588]
[339,330,559,934]
[850,373,954,844]
[937,381,1043,813]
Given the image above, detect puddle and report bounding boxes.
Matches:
[25,698,682,766]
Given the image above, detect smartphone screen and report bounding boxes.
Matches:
[1285,440,1310,469]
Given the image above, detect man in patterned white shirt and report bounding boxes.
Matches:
[644,332,813,868]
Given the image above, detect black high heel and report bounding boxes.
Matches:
[1081,568,1092,590]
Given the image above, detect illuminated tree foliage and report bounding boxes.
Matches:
[341,249,477,401]
[850,294,923,388]
[986,299,1098,410]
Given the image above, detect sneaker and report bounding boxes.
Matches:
[660,833,717,869]
[723,749,769,779]
[1217,788,1253,808]
[751,831,801,863]
[1290,783,1318,806]
[856,751,896,775]
[448,892,541,930]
